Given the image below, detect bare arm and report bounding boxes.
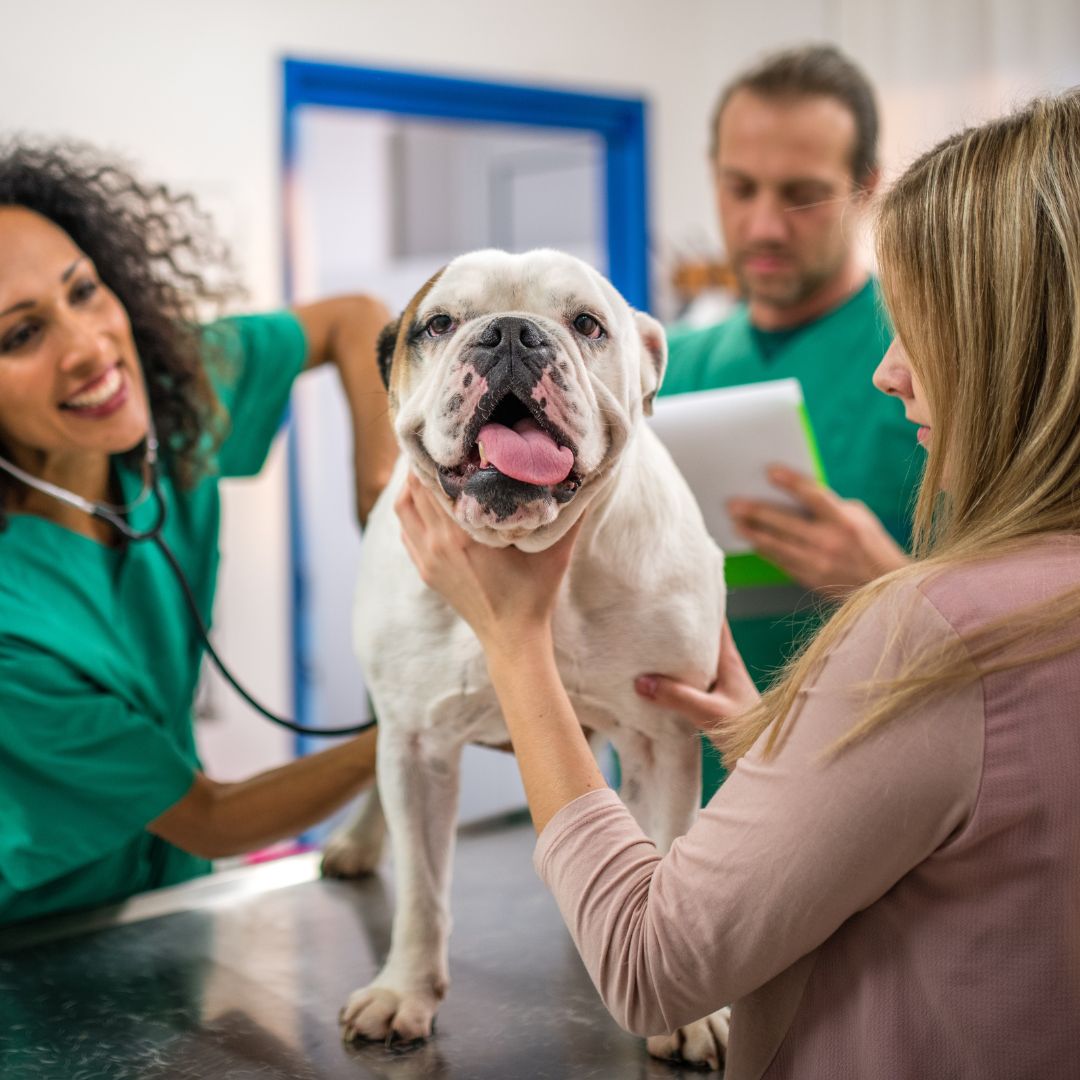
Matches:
[148,727,377,859]
[293,296,398,525]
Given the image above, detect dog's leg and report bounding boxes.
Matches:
[321,784,387,879]
[642,722,702,853]
[607,723,700,852]
[340,727,462,1045]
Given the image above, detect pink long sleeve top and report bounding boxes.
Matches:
[535,536,1080,1080]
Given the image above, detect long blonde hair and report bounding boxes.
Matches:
[718,89,1080,765]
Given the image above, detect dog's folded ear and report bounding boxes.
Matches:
[376,319,401,391]
[634,311,668,416]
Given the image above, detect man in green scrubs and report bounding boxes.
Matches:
[642,46,919,799]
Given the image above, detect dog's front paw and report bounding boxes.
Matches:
[339,984,441,1045]
[646,1007,729,1071]
[321,830,384,879]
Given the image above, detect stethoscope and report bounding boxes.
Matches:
[0,421,374,737]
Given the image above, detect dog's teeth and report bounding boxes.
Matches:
[478,442,489,468]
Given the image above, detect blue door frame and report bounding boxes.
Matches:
[282,57,651,751]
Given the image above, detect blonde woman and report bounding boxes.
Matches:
[394,91,1080,1079]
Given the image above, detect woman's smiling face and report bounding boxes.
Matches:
[0,207,150,476]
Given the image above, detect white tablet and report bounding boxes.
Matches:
[648,379,826,584]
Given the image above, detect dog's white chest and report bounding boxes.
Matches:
[355,456,723,751]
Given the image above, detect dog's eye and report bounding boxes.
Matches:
[572,313,605,340]
[425,314,455,337]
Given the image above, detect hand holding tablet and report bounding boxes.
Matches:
[648,379,826,586]
[648,379,907,593]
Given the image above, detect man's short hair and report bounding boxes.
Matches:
[710,44,879,184]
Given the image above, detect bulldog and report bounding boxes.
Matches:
[324,249,728,1069]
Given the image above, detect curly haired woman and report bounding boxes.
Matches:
[0,143,391,925]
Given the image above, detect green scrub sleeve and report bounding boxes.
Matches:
[201,311,310,479]
[659,325,715,396]
[0,648,197,894]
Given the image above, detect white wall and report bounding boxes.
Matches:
[3,0,1076,778]
[836,0,1080,173]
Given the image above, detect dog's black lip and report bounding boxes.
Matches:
[437,463,584,511]
[437,459,584,493]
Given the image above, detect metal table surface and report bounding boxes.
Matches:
[0,814,707,1080]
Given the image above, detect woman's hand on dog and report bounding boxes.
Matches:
[635,620,761,730]
[395,473,584,654]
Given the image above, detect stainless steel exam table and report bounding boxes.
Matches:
[0,813,710,1079]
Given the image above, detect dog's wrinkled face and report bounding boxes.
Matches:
[380,249,666,549]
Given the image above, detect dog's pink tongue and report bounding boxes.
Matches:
[478,418,574,485]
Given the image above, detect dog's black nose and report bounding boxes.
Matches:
[478,316,547,351]
[471,316,555,382]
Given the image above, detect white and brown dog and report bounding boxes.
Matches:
[324,249,728,1068]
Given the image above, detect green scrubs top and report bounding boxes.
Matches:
[661,280,922,800]
[0,312,308,926]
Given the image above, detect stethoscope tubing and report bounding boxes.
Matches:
[0,436,374,738]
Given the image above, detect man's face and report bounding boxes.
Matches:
[714,89,866,312]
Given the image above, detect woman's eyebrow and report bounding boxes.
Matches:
[0,257,86,318]
[60,256,86,283]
